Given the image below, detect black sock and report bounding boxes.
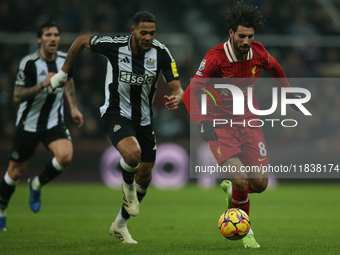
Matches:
[38,160,62,186]
[121,191,146,220]
[120,163,136,185]
[0,179,16,209]
[121,206,131,220]
[137,191,146,203]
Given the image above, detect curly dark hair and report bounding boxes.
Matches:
[133,11,156,26]
[226,1,265,32]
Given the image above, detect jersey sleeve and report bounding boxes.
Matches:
[263,51,291,88]
[15,59,36,88]
[89,35,115,57]
[194,51,219,78]
[160,45,179,83]
[185,52,220,124]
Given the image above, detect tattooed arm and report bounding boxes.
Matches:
[62,35,93,73]
[64,78,77,108]
[13,72,55,104]
[64,78,84,127]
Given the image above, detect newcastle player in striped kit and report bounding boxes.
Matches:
[51,11,183,243]
[0,22,83,231]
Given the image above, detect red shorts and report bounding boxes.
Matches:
[208,126,267,167]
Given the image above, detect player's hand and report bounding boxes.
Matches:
[41,72,56,89]
[164,95,179,110]
[70,107,84,128]
[287,92,304,112]
[198,121,218,142]
[50,70,68,91]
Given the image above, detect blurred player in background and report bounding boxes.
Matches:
[50,11,183,243]
[183,1,300,248]
[0,22,83,231]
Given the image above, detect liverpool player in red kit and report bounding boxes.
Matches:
[183,1,300,248]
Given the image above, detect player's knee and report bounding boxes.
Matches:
[231,178,248,191]
[123,149,141,167]
[56,153,72,167]
[253,185,267,193]
[251,180,268,193]
[10,166,25,180]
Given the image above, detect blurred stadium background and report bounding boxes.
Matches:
[1,0,340,186]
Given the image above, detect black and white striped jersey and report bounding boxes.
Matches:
[90,35,179,126]
[14,50,72,132]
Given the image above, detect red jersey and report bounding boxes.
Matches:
[184,39,290,125]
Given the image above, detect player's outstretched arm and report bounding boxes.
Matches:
[50,35,93,89]
[266,55,290,88]
[164,80,184,110]
[183,80,219,142]
[266,56,302,112]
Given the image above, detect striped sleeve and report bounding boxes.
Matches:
[194,51,219,78]
[153,39,179,82]
[15,53,38,87]
[90,35,128,57]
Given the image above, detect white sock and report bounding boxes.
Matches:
[32,176,41,190]
[0,208,6,217]
[114,209,127,227]
[52,157,65,171]
[120,158,139,172]
[122,180,134,190]
[247,228,254,236]
[4,172,19,186]
[134,181,147,194]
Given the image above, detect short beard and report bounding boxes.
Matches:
[135,38,150,54]
[232,38,249,55]
[137,46,150,54]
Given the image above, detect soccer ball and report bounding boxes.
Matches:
[218,208,250,240]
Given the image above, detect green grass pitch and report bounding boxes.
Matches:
[1,182,339,254]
